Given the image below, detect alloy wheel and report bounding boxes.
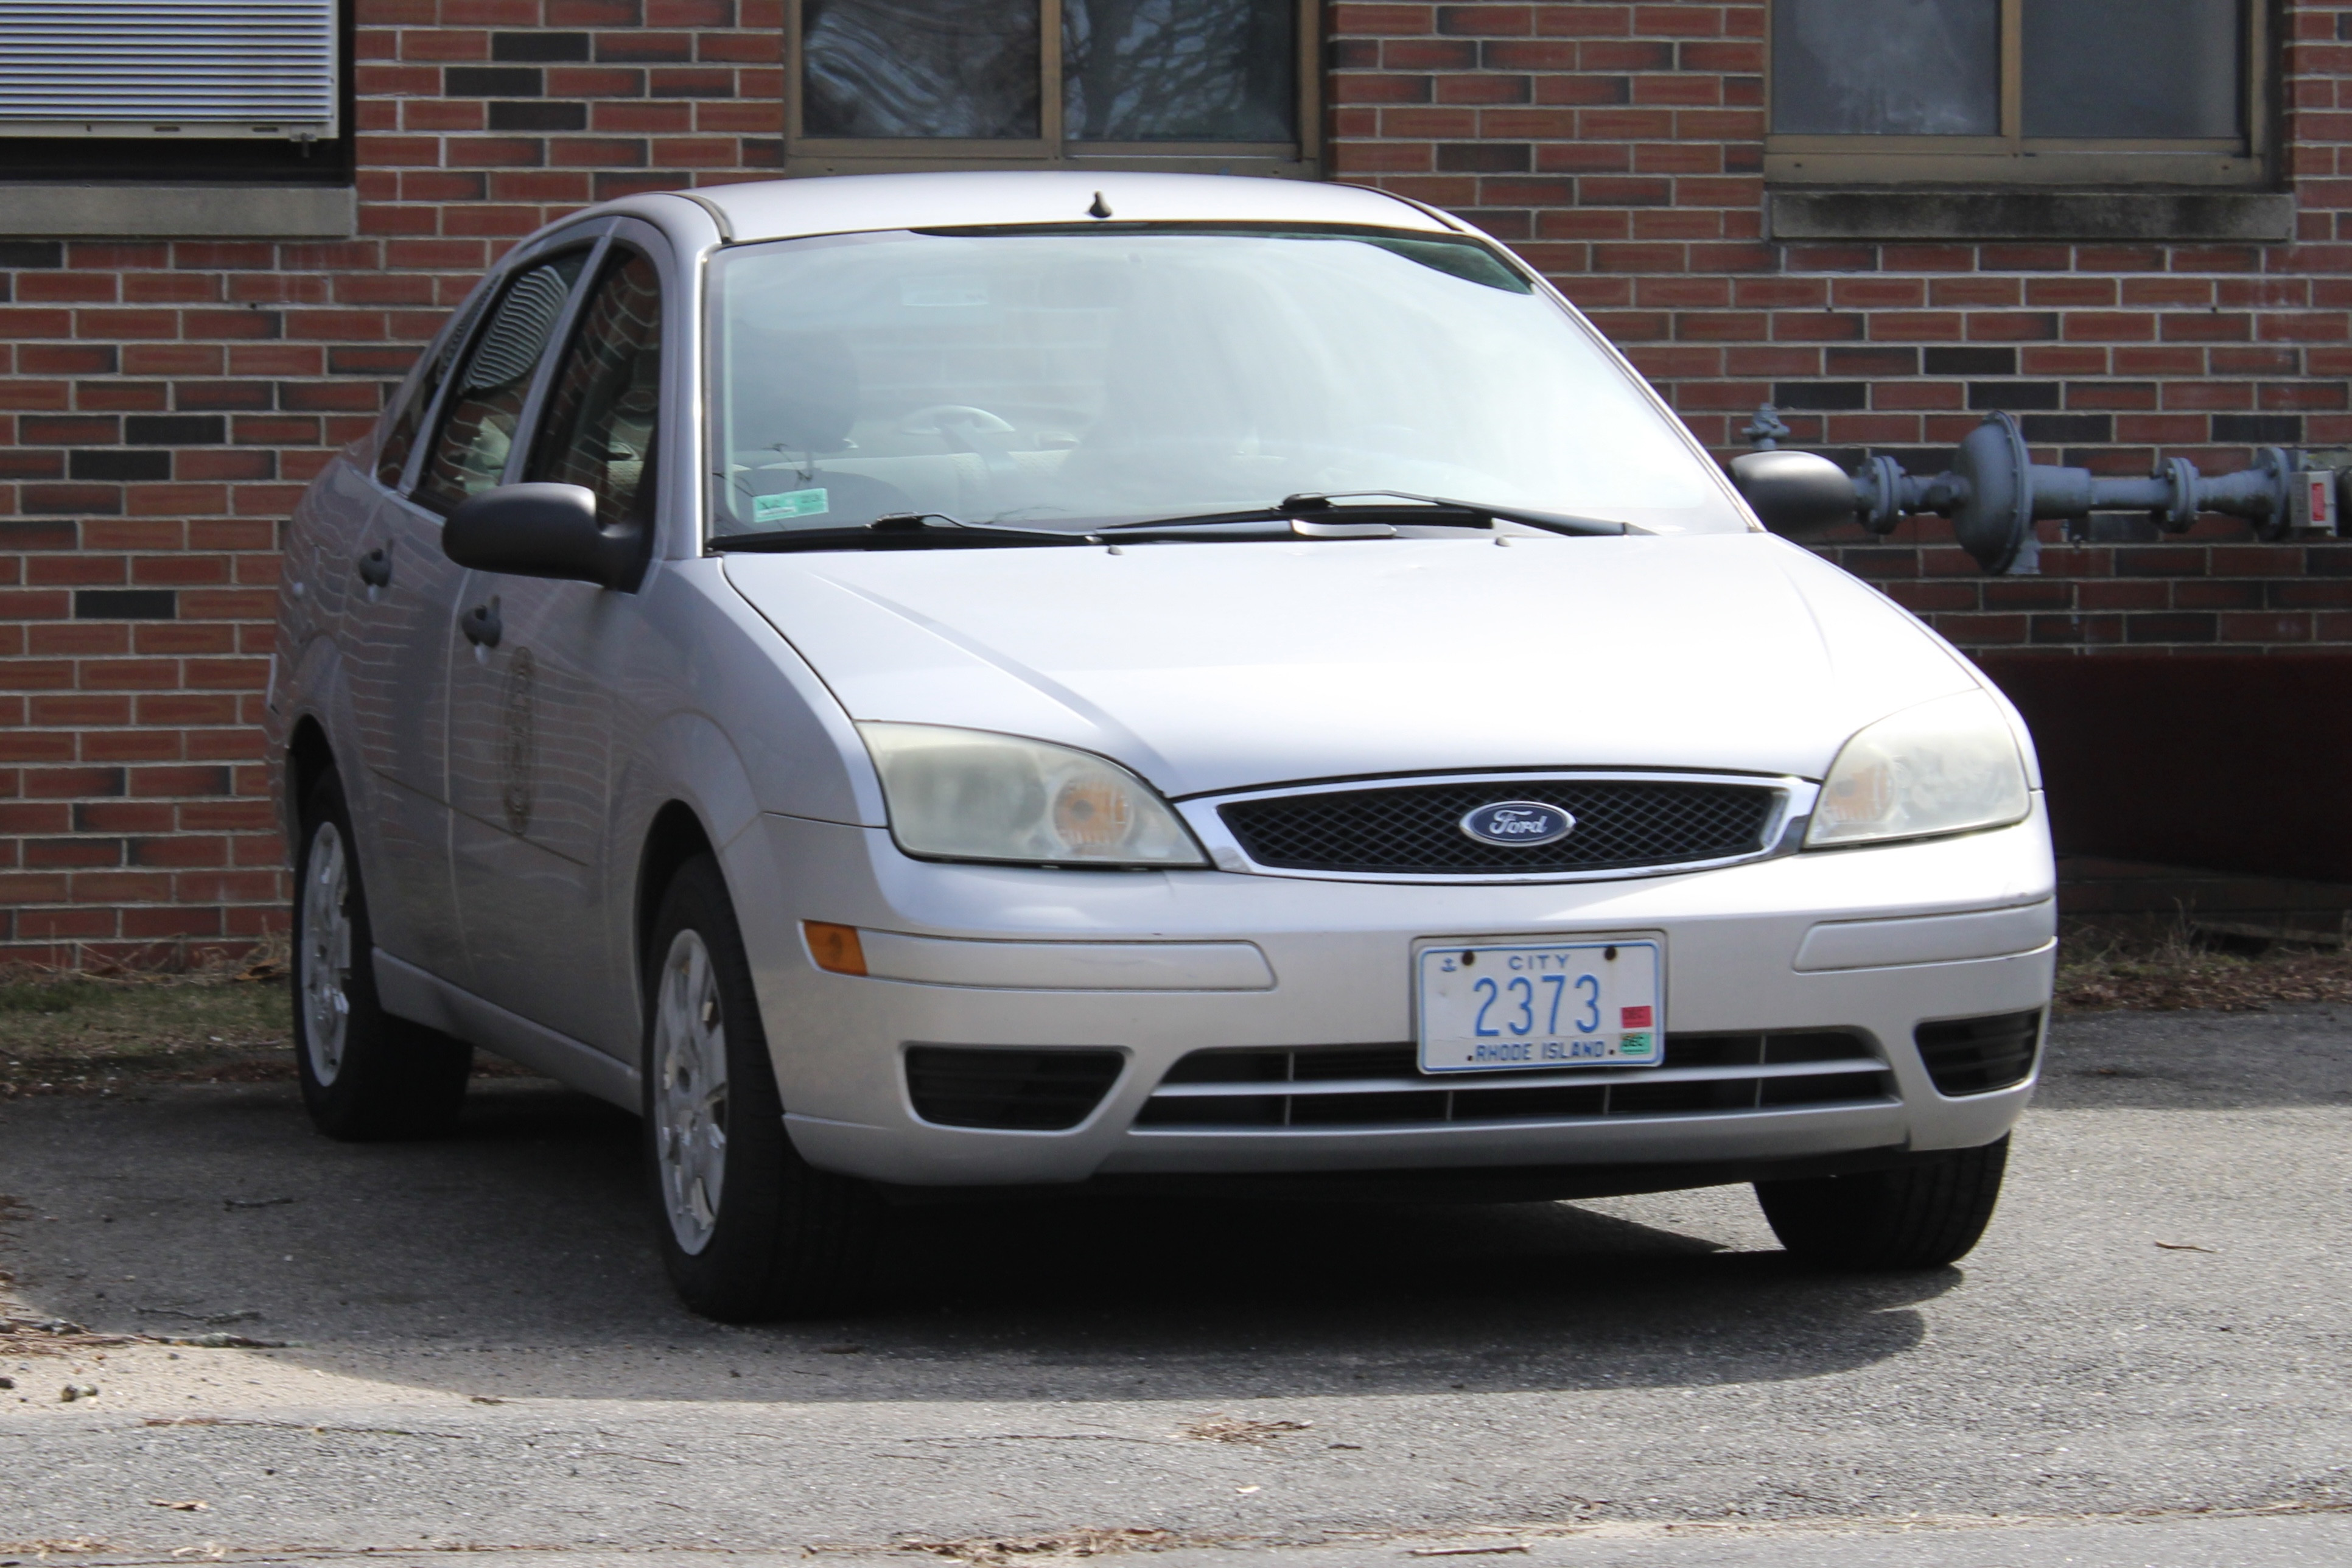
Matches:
[298,819,354,1085]
[653,928,729,1255]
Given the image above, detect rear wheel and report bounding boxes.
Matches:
[643,854,877,1321]
[1755,1136,2009,1270]
[292,768,472,1140]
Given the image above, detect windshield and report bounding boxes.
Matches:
[704,226,1748,541]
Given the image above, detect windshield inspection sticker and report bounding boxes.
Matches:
[754,488,829,523]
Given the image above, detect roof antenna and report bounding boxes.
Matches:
[1087,191,1113,220]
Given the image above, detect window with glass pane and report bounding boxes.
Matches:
[1767,0,2259,186]
[416,253,589,514]
[1773,0,1998,137]
[802,0,1040,138]
[377,289,493,489]
[791,0,1309,165]
[528,252,663,529]
[1065,0,1294,142]
[2022,0,2241,139]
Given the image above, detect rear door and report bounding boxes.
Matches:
[332,274,482,979]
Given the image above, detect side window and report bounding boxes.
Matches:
[374,287,492,488]
[526,251,664,528]
[415,251,590,514]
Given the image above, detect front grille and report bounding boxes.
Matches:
[1915,1009,2042,1096]
[1219,780,1782,875]
[905,1046,1124,1131]
[1134,1033,1890,1130]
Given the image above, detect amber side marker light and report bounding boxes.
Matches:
[803,921,867,976]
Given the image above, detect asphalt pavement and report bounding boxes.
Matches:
[1,1007,2347,1566]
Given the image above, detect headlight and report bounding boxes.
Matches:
[858,723,1208,868]
[1805,690,2031,849]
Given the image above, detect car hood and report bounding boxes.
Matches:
[721,533,1981,799]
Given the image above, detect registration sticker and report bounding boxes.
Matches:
[1416,937,1665,1073]
[754,488,829,523]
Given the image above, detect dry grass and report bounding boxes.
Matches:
[0,948,293,1098]
[2056,915,2352,1012]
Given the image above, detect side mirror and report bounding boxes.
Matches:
[1727,450,1859,540]
[442,483,646,591]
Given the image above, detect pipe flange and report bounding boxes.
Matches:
[2251,447,2295,541]
[1855,453,1907,534]
[2156,455,2200,533]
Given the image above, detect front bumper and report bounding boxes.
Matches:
[732,801,2057,1188]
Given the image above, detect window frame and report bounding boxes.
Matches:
[1763,0,2273,187]
[402,231,606,515]
[782,0,1323,178]
[523,245,668,531]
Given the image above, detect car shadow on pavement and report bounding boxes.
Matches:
[0,1077,1950,1407]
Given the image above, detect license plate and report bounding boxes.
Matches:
[1416,938,1664,1073]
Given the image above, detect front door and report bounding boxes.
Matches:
[446,243,668,1057]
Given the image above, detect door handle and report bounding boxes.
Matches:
[357,544,393,590]
[461,595,503,649]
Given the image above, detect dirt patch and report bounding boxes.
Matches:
[2056,916,2352,1013]
[0,960,295,1097]
[0,952,539,1097]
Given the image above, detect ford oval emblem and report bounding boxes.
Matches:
[1459,800,1575,847]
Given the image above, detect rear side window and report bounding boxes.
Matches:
[374,286,491,489]
[415,251,589,514]
[526,250,663,528]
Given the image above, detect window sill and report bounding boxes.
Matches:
[1765,188,2295,244]
[0,184,355,238]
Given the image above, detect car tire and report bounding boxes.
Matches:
[643,853,878,1321]
[292,767,473,1141]
[1754,1136,2009,1270]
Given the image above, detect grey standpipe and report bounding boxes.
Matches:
[1730,406,2347,574]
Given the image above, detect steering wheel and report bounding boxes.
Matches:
[899,404,1018,438]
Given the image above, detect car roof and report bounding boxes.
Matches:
[685,170,1457,245]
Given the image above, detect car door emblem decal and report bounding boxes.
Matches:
[1459,800,1575,847]
[500,645,537,836]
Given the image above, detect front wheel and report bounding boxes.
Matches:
[292,768,472,1139]
[1755,1136,2009,1270]
[643,855,877,1321]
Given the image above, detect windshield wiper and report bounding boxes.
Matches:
[708,511,1091,553]
[1101,491,1644,539]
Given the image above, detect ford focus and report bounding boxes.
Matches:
[265,172,2055,1319]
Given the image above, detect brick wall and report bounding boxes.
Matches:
[0,0,782,964]
[1,0,2348,961]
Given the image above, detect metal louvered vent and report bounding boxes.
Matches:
[0,0,338,139]
[1219,779,1783,877]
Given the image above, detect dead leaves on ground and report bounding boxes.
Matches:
[898,1527,1180,1566]
[1175,1413,1312,1444]
[2056,920,2352,1013]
